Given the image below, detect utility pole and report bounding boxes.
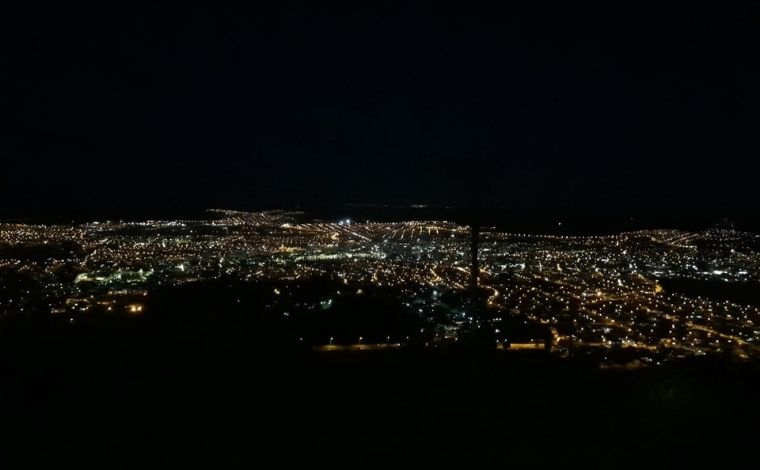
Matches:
[470,222,480,300]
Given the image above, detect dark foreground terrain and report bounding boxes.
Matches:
[1,309,759,469]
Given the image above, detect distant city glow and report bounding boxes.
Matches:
[1,209,759,365]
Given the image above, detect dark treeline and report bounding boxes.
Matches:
[1,280,759,467]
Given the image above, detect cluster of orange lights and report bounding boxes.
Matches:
[127,304,144,315]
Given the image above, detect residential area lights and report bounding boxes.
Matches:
[1,210,759,363]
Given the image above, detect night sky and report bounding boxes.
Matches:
[3,2,760,226]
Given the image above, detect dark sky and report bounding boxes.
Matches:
[3,1,760,226]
